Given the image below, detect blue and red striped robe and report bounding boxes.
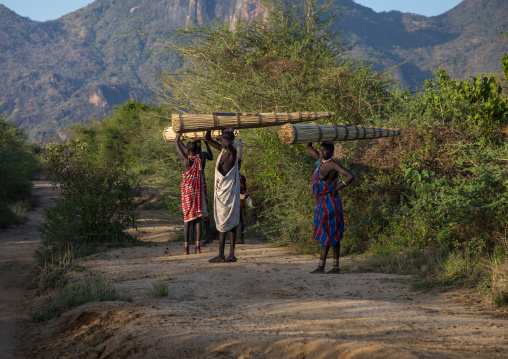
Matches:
[312,159,344,246]
[181,154,205,222]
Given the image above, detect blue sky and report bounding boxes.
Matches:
[0,0,463,22]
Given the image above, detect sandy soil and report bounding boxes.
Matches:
[0,182,54,359]
[2,182,508,359]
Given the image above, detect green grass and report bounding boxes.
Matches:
[489,257,508,306]
[32,277,131,321]
[150,280,169,298]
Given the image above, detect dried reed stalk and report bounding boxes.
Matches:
[163,127,226,142]
[278,123,402,144]
[172,112,335,133]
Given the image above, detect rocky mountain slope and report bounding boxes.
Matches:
[0,0,506,141]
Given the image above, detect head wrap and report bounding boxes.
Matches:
[218,128,235,140]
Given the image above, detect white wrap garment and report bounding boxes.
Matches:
[213,150,241,232]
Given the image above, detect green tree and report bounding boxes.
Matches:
[73,100,168,175]
[0,116,39,229]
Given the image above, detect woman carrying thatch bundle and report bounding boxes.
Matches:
[205,128,241,263]
[175,133,208,254]
[236,159,248,244]
[305,141,355,274]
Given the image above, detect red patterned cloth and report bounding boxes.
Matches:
[181,154,207,222]
[239,174,246,209]
[312,159,344,246]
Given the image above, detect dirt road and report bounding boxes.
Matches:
[2,182,508,358]
[0,182,55,359]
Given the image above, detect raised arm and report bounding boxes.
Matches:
[174,133,187,161]
[178,138,188,155]
[305,142,320,160]
[204,130,222,151]
[203,141,213,160]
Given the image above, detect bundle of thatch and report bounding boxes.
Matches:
[163,126,233,142]
[278,123,401,144]
[172,112,335,133]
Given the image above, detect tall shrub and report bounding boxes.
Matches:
[37,140,141,262]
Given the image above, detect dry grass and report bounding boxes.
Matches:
[278,123,401,144]
[488,257,508,306]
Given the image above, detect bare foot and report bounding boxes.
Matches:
[310,266,325,274]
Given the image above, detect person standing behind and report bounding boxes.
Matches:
[175,133,207,254]
[236,159,248,244]
[204,128,241,262]
[197,140,214,244]
[305,141,355,274]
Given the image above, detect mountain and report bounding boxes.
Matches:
[340,0,508,86]
[0,0,507,141]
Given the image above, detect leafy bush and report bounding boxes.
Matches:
[73,100,168,171]
[419,67,508,140]
[0,116,39,229]
[37,140,141,263]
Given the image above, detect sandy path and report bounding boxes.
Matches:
[0,182,55,359]
[3,183,508,358]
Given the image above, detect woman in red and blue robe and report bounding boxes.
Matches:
[306,141,355,274]
[313,160,344,246]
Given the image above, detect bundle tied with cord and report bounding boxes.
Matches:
[163,126,238,142]
[171,112,335,133]
[278,123,402,144]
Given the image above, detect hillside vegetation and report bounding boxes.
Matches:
[0,0,507,141]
